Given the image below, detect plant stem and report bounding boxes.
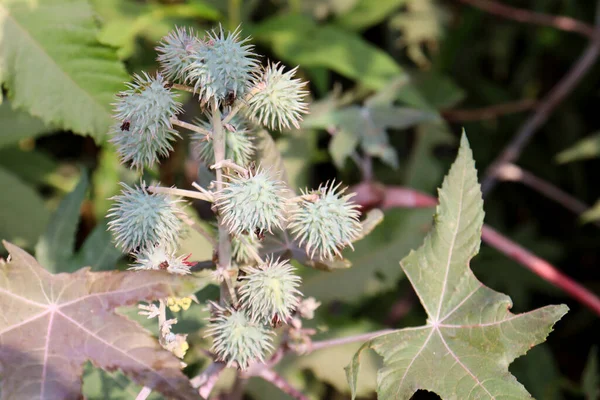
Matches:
[257,369,309,400]
[457,0,596,38]
[229,373,249,400]
[442,99,537,122]
[178,212,218,248]
[136,300,168,400]
[480,1,600,196]
[308,330,393,352]
[211,159,249,178]
[135,386,152,400]
[170,118,211,136]
[191,362,226,397]
[212,100,233,304]
[172,83,195,93]
[351,182,600,317]
[222,90,257,125]
[495,164,598,224]
[148,185,213,202]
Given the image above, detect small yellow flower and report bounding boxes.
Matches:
[167,296,195,313]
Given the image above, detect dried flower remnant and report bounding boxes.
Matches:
[130,243,193,275]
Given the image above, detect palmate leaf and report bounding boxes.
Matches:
[346,134,568,399]
[0,0,128,140]
[0,242,210,400]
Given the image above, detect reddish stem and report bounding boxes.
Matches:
[457,0,597,38]
[352,182,600,316]
[258,369,309,400]
[481,225,600,315]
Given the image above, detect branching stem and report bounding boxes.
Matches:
[148,185,213,202]
[172,83,196,93]
[308,329,393,352]
[170,117,212,136]
[191,361,226,397]
[212,100,234,304]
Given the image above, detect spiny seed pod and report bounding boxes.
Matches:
[232,234,263,264]
[156,27,201,82]
[246,63,309,131]
[185,26,258,105]
[111,73,182,169]
[107,183,183,253]
[205,304,274,370]
[130,243,194,275]
[193,115,255,167]
[216,168,287,236]
[239,258,302,324]
[288,182,361,260]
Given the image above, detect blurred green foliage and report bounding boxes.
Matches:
[1,0,600,398]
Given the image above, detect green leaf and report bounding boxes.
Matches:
[0,166,49,247]
[35,173,89,272]
[0,242,209,399]
[93,0,220,59]
[277,128,316,191]
[509,344,562,400]
[335,0,407,31]
[255,129,293,191]
[301,208,432,303]
[305,85,436,169]
[346,134,568,399]
[252,14,404,90]
[0,146,76,192]
[583,346,599,400]
[0,0,129,140]
[329,126,360,169]
[82,362,163,400]
[581,199,600,224]
[556,132,600,164]
[0,101,53,148]
[405,122,454,192]
[70,220,122,272]
[389,0,449,67]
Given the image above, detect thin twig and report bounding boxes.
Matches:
[457,0,596,38]
[191,362,226,397]
[170,117,212,136]
[258,368,309,400]
[148,185,213,202]
[351,182,600,317]
[481,225,600,315]
[135,386,152,400]
[172,83,196,93]
[481,2,600,195]
[308,330,393,352]
[229,373,249,400]
[211,159,249,178]
[442,99,537,122]
[212,99,234,305]
[222,89,257,125]
[136,301,168,400]
[178,211,218,248]
[495,164,599,225]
